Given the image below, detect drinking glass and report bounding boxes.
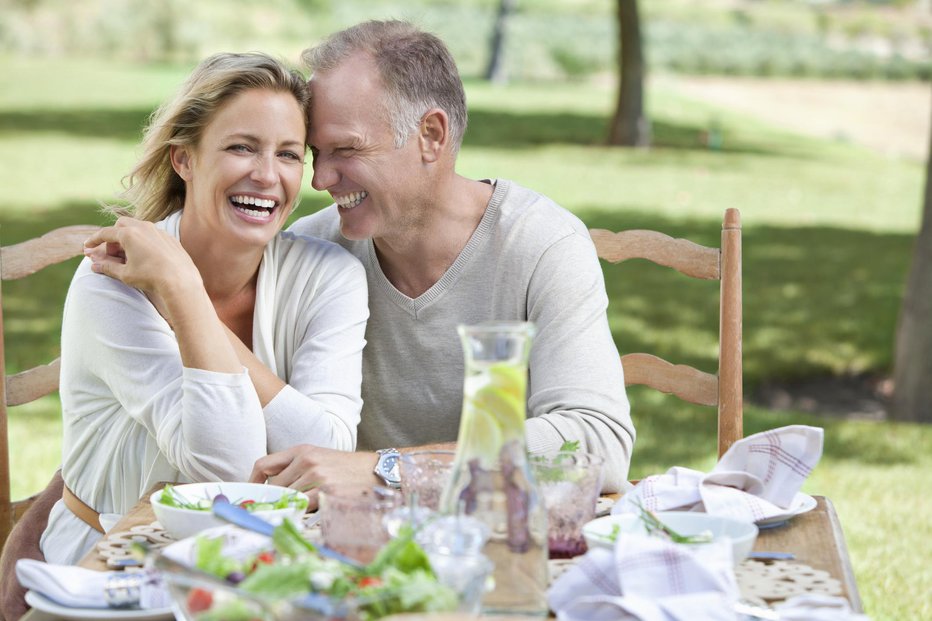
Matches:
[532,451,605,559]
[318,485,400,564]
[400,450,456,511]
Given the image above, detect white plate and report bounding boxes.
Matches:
[755,492,817,527]
[25,591,175,621]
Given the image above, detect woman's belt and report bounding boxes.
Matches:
[62,485,104,534]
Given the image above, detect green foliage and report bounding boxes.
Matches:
[2,0,926,81]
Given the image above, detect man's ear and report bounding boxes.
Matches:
[418,109,448,163]
[170,144,193,180]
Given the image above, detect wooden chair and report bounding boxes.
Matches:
[590,208,742,457]
[0,224,100,549]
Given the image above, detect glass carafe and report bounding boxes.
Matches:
[440,321,548,617]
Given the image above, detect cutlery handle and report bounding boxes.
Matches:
[211,499,276,536]
[211,498,363,569]
[748,551,796,560]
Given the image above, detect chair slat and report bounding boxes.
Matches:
[590,228,720,280]
[5,360,61,407]
[0,225,99,280]
[621,353,718,406]
[2,224,99,548]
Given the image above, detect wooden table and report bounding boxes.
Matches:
[754,496,861,611]
[22,494,862,620]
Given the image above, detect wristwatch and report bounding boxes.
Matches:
[373,448,401,489]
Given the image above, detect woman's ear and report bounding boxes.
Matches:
[418,109,448,163]
[170,145,193,180]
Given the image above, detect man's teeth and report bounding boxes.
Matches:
[336,191,368,209]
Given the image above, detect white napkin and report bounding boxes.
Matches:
[16,559,168,610]
[548,533,739,621]
[614,425,824,523]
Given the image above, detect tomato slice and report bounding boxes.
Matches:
[357,576,382,588]
[256,551,275,565]
[186,587,213,613]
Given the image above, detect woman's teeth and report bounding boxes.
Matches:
[336,191,368,209]
[230,195,276,218]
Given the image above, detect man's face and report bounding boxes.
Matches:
[307,53,427,242]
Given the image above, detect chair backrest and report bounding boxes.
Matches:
[0,224,100,548]
[590,208,742,458]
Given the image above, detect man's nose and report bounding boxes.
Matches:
[310,153,339,191]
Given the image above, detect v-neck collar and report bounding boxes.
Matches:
[367,179,508,318]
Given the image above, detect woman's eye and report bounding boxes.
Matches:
[228,144,252,153]
[279,150,303,162]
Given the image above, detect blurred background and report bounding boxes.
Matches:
[1,1,930,619]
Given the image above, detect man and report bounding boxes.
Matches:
[251,20,634,496]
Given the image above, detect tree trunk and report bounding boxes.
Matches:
[608,0,649,147]
[891,87,932,423]
[485,0,516,84]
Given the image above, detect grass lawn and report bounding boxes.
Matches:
[1,58,930,620]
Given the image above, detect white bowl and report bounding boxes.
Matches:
[150,482,306,540]
[582,511,759,564]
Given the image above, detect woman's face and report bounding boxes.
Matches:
[173,88,306,250]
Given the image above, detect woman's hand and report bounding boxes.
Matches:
[84,216,241,374]
[84,217,203,305]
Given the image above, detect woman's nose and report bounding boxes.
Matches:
[251,154,277,185]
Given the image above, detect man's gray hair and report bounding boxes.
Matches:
[303,20,468,154]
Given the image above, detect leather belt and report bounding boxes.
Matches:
[62,485,104,533]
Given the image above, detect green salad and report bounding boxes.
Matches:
[181,519,458,621]
[158,484,309,513]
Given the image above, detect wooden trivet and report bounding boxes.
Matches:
[96,523,175,569]
[96,514,322,568]
[736,559,843,603]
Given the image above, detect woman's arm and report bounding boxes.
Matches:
[255,237,368,452]
[69,254,266,482]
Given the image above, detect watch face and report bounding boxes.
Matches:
[382,455,400,482]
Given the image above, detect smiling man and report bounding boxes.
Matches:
[252,20,635,495]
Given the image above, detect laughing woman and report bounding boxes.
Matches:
[40,53,368,565]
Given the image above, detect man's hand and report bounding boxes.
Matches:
[250,446,380,510]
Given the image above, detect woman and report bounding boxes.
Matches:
[40,52,368,565]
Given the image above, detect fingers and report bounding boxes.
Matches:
[304,488,320,512]
[83,217,149,251]
[250,445,317,486]
[249,451,293,483]
[83,222,127,250]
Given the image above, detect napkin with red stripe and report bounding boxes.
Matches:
[613,425,824,523]
[548,532,739,620]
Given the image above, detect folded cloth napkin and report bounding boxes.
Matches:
[548,532,739,620]
[15,559,169,609]
[614,425,824,523]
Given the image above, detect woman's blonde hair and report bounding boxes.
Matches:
[111,52,309,222]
